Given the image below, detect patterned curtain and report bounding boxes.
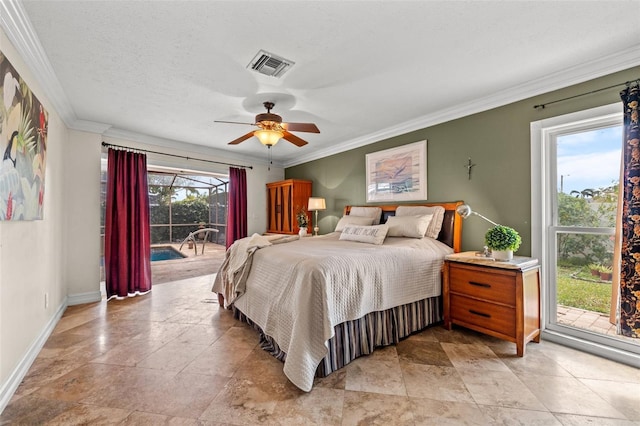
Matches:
[619,81,640,337]
[225,167,247,248]
[104,148,152,300]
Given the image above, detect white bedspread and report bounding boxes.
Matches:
[221,232,452,391]
[213,233,298,306]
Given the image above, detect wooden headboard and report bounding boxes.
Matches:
[344,201,463,253]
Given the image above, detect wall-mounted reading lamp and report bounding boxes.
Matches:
[455,204,499,226]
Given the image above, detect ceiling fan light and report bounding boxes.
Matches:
[255,129,283,146]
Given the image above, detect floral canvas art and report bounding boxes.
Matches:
[0,50,48,220]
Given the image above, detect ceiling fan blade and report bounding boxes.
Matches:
[282,122,320,133]
[228,131,256,145]
[282,131,308,147]
[215,120,256,126]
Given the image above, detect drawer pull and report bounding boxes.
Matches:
[469,281,491,288]
[469,309,491,318]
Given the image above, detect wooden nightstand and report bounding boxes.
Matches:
[443,252,541,356]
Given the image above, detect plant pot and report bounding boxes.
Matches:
[599,272,612,281]
[298,227,307,237]
[491,249,513,261]
[591,269,600,277]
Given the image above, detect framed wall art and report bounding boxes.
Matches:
[0,50,48,220]
[365,140,427,202]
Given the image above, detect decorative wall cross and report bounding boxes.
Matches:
[465,158,476,180]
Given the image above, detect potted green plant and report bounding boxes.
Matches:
[485,225,522,261]
[588,263,602,277]
[598,265,613,281]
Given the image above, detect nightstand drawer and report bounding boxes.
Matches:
[449,265,516,306]
[450,294,516,337]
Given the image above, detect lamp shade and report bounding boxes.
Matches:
[254,129,283,146]
[456,204,472,219]
[456,204,499,226]
[308,197,326,211]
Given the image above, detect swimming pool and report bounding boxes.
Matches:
[151,246,187,262]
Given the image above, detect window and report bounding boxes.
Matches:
[532,103,640,365]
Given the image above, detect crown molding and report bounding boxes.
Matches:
[3,1,638,170]
[102,127,274,168]
[0,0,78,126]
[284,44,640,168]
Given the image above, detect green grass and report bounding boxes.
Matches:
[556,266,611,314]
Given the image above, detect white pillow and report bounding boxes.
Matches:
[339,224,388,245]
[349,206,383,225]
[386,214,433,238]
[335,215,375,232]
[395,206,445,239]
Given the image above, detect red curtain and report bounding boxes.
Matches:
[226,167,247,248]
[104,148,152,300]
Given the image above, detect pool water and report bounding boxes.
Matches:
[151,246,186,261]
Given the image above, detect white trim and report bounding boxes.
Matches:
[0,0,77,125]
[0,298,67,413]
[543,329,640,369]
[102,128,272,168]
[67,291,101,306]
[531,102,640,367]
[286,45,640,168]
[2,2,639,167]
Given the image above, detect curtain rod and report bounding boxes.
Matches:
[533,78,640,110]
[101,141,253,170]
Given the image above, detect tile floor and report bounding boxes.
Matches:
[3,274,640,425]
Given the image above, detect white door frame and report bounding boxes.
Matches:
[531,103,640,367]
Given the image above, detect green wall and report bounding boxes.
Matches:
[286,66,640,255]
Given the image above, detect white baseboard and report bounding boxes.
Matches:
[67,291,101,306]
[0,298,67,414]
[542,329,640,369]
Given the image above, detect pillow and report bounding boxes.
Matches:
[334,215,375,232]
[386,214,433,238]
[339,224,388,245]
[395,205,445,239]
[349,206,383,225]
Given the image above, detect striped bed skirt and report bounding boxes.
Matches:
[233,295,442,378]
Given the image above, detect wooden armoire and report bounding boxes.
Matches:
[266,179,312,234]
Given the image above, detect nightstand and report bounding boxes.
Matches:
[443,251,541,356]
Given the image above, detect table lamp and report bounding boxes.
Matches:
[307,197,326,236]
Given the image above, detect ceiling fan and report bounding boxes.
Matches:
[215,101,320,147]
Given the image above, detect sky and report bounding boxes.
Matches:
[556,125,622,195]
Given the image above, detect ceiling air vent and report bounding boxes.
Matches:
[247,50,294,78]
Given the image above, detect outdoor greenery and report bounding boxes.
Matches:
[150,194,211,243]
[557,183,617,266]
[556,183,618,314]
[557,265,611,314]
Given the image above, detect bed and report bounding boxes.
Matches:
[212,201,463,391]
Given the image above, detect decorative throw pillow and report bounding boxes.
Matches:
[334,215,375,232]
[386,214,433,238]
[349,206,383,225]
[339,224,388,245]
[395,205,445,239]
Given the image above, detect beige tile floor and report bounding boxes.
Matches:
[3,274,640,425]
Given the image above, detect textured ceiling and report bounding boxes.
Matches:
[13,0,640,167]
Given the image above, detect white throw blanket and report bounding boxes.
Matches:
[212,233,298,306]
